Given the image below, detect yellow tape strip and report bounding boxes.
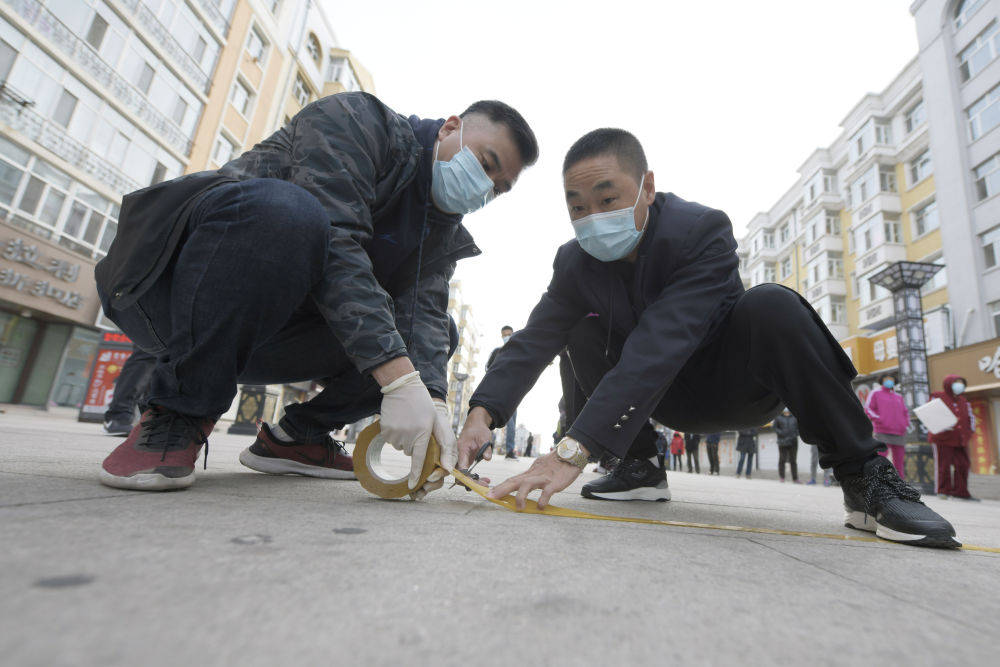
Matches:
[352,425,1000,554]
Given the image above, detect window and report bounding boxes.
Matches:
[913,200,939,237]
[905,99,926,132]
[150,161,166,186]
[192,36,207,65]
[135,62,154,94]
[860,179,869,202]
[52,89,78,128]
[823,172,835,192]
[875,122,892,146]
[230,79,251,116]
[328,56,359,92]
[983,225,1000,268]
[17,176,45,215]
[293,74,310,106]
[0,39,16,80]
[909,149,932,185]
[763,263,776,282]
[990,300,1000,336]
[968,83,1000,140]
[921,255,948,296]
[831,298,846,324]
[779,223,790,244]
[851,271,859,298]
[856,136,865,157]
[958,21,999,81]
[171,96,188,126]
[974,153,1000,200]
[809,184,816,201]
[247,27,268,63]
[267,0,281,14]
[884,219,902,244]
[107,131,129,160]
[825,211,841,235]
[780,256,792,279]
[305,33,322,66]
[955,0,985,29]
[827,254,844,279]
[85,13,108,50]
[879,166,897,193]
[810,263,820,285]
[213,134,237,165]
[763,232,774,249]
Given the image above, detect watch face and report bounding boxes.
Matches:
[557,440,576,460]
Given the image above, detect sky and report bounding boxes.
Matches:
[323,0,919,452]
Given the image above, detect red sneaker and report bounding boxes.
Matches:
[238,423,355,479]
[100,407,214,491]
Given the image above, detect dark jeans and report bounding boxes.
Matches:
[736,450,754,476]
[671,454,683,471]
[706,441,720,474]
[560,284,881,480]
[102,179,456,442]
[686,443,700,473]
[778,444,798,481]
[104,346,156,422]
[504,410,518,455]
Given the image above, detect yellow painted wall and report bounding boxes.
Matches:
[841,208,858,333]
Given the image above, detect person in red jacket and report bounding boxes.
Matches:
[865,374,910,476]
[929,374,979,501]
[670,431,685,472]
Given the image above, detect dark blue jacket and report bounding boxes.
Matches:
[469,192,743,458]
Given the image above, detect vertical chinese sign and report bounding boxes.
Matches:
[78,332,134,422]
[968,400,997,475]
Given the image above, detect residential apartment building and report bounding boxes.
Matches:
[446,279,480,433]
[0,0,372,412]
[740,0,1000,473]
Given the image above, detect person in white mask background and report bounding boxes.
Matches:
[486,326,519,459]
[458,127,961,549]
[97,93,537,498]
[929,374,979,501]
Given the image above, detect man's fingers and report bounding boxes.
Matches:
[515,477,545,510]
[488,473,523,500]
[407,432,431,491]
[537,482,559,510]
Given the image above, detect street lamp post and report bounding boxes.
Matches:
[451,370,468,433]
[868,260,943,493]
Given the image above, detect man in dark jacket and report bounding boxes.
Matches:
[97,92,537,497]
[773,407,800,483]
[704,432,722,475]
[487,325,518,458]
[457,128,959,548]
[684,432,702,474]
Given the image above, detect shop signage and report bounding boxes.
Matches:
[928,337,1000,389]
[1,238,83,309]
[969,400,997,475]
[80,347,132,419]
[979,345,1000,380]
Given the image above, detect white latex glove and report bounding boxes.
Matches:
[379,370,437,491]
[410,400,459,501]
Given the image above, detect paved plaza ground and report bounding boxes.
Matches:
[2,406,999,666]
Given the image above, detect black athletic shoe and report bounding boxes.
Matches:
[581,456,670,502]
[841,456,960,548]
[103,417,134,436]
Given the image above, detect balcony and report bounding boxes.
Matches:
[0,85,140,195]
[804,234,843,260]
[800,192,842,217]
[193,0,232,36]
[854,192,901,221]
[856,243,907,274]
[858,295,895,331]
[8,0,192,155]
[806,279,847,302]
[118,0,211,93]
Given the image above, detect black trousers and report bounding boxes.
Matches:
[686,443,701,473]
[560,284,880,479]
[104,346,156,421]
[705,441,720,474]
[778,444,798,481]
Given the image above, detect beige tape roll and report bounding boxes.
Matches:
[353,422,442,499]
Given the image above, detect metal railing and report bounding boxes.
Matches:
[0,82,141,195]
[193,0,232,36]
[5,0,193,155]
[118,0,211,93]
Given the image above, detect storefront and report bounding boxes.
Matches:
[0,220,102,408]
[927,337,1000,475]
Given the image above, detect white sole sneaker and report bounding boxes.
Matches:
[583,480,671,502]
[98,468,194,491]
[239,448,356,480]
[845,509,959,546]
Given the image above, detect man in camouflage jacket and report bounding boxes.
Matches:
[96,92,537,495]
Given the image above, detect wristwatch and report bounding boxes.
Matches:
[555,437,589,469]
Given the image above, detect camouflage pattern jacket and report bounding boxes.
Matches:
[96,92,479,399]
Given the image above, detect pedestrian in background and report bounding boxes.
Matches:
[101,347,156,436]
[865,374,909,476]
[685,432,702,474]
[670,431,685,471]
[705,432,721,475]
[655,429,669,470]
[735,427,758,479]
[525,433,534,458]
[773,407,800,483]
[807,445,835,486]
[488,325,519,459]
[929,374,979,501]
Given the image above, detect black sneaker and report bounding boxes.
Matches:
[581,456,670,502]
[841,456,960,548]
[103,416,134,436]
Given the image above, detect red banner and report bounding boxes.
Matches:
[969,399,998,475]
[81,348,133,417]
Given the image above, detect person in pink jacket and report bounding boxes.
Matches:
[864,374,910,476]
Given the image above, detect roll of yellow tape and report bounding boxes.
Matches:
[353,422,442,499]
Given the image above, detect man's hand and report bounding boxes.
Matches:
[378,370,437,491]
[488,452,583,510]
[457,406,494,470]
[408,400,458,500]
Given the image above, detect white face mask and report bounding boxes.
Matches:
[571,175,649,262]
[431,122,495,215]
[502,335,511,344]
[952,382,966,395]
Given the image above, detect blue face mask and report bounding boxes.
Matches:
[952,382,966,395]
[882,379,895,390]
[431,122,495,215]
[572,175,648,262]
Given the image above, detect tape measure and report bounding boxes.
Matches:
[353,423,1000,554]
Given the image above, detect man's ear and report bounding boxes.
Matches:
[437,115,462,142]
[642,170,656,204]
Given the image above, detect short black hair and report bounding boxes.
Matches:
[462,101,539,167]
[501,325,513,333]
[878,374,896,384]
[563,128,647,180]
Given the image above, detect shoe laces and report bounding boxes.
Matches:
[855,460,921,517]
[611,457,645,479]
[141,407,210,468]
